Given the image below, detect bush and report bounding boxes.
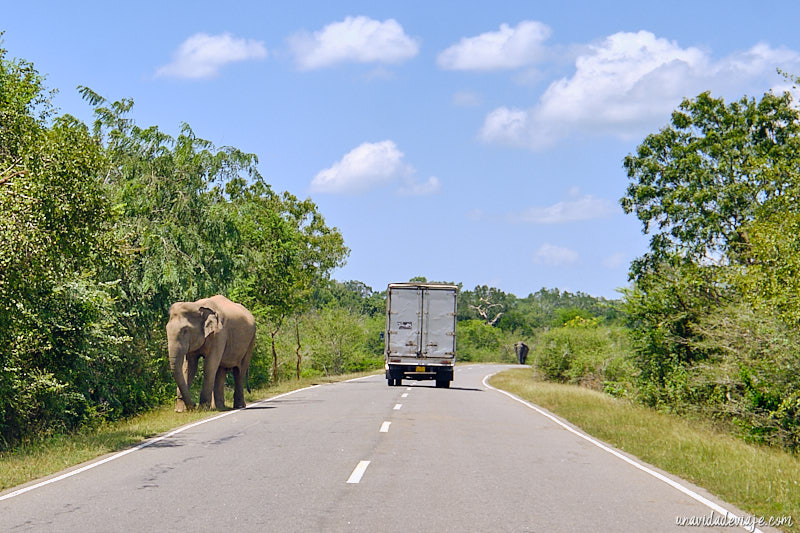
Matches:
[457,320,517,362]
[533,325,633,393]
[690,303,800,450]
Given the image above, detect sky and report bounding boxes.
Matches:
[4,1,800,299]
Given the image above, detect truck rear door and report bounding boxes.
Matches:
[421,287,457,358]
[387,286,422,357]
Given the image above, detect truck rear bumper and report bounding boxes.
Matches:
[385,363,453,382]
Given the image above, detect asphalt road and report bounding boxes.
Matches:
[1,364,770,532]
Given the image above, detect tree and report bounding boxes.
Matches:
[228,178,348,382]
[459,285,512,325]
[621,90,800,276]
[0,49,127,446]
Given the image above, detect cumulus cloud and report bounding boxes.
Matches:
[289,16,420,70]
[156,33,267,79]
[480,31,800,149]
[438,21,551,70]
[310,140,439,195]
[534,244,579,267]
[511,193,615,224]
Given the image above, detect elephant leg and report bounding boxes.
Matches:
[213,366,227,409]
[199,345,224,408]
[198,363,215,408]
[176,356,200,412]
[232,367,245,409]
[233,335,255,409]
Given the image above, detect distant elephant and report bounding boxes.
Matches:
[514,341,529,365]
[166,295,256,411]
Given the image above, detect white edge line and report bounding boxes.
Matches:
[0,384,321,502]
[482,372,763,533]
[346,460,370,483]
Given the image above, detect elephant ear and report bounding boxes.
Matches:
[200,307,221,338]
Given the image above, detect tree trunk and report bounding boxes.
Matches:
[295,314,302,380]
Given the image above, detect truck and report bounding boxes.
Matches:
[384,283,458,388]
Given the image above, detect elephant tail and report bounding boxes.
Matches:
[246,368,251,393]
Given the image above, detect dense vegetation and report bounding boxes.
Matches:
[3,44,800,456]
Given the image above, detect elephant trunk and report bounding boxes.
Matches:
[169,342,194,411]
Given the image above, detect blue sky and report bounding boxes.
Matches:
[5,1,800,298]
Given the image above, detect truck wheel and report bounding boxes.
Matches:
[435,379,450,389]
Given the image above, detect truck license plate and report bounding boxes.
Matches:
[416,366,426,372]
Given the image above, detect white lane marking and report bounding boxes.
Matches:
[393,404,403,410]
[0,385,321,502]
[347,461,371,484]
[401,393,408,398]
[405,387,412,391]
[482,372,763,533]
[380,421,391,433]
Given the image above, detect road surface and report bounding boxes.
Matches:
[1,364,770,532]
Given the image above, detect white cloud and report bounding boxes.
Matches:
[310,141,439,196]
[480,31,800,149]
[156,33,267,79]
[534,244,579,266]
[512,193,615,224]
[438,21,551,70]
[289,16,419,70]
[311,141,406,194]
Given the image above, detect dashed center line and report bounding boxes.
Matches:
[380,421,391,433]
[393,403,403,410]
[347,461,370,484]
[401,393,408,398]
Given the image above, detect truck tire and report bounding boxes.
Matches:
[435,378,450,389]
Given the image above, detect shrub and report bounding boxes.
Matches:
[533,326,634,393]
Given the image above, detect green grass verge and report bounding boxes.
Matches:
[0,371,379,493]
[489,368,799,532]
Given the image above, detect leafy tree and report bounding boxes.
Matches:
[459,285,512,325]
[621,90,800,276]
[733,212,800,325]
[228,177,348,382]
[80,87,257,321]
[0,49,127,445]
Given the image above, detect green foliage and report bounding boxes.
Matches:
[456,320,517,363]
[691,303,800,449]
[733,212,800,325]
[620,86,800,451]
[621,90,800,274]
[532,326,633,392]
[304,307,382,376]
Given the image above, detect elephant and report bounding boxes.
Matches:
[514,341,529,365]
[166,295,256,411]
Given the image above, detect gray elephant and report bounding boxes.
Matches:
[514,341,529,365]
[166,295,256,411]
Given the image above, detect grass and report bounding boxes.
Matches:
[489,368,800,532]
[0,371,379,493]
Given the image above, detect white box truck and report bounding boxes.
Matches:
[384,283,458,388]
